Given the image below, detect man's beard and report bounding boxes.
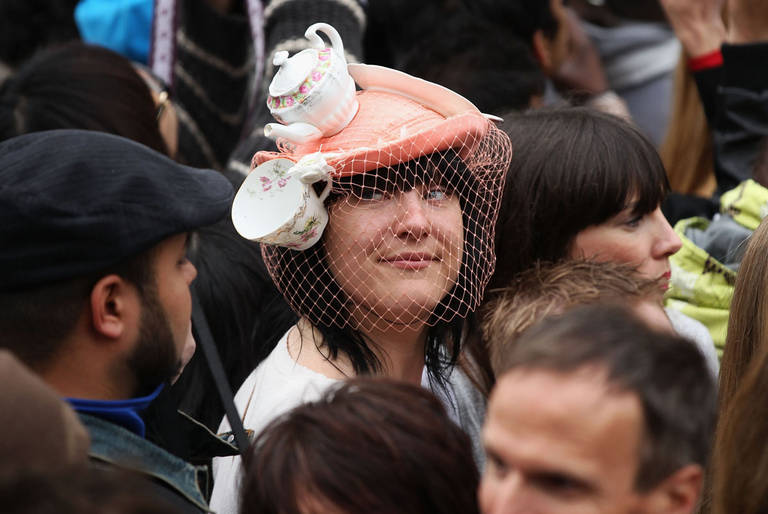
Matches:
[126,285,181,397]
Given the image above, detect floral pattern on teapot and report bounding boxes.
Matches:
[268,48,333,111]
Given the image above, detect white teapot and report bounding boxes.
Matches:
[264,23,358,144]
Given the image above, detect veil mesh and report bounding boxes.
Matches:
[258,115,512,332]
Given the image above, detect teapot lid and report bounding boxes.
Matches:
[269,49,319,98]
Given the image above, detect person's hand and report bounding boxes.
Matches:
[728,0,768,44]
[552,8,609,96]
[660,0,726,57]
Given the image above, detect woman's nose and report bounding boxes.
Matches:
[393,190,430,240]
[652,209,682,259]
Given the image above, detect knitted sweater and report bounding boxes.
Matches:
[161,0,366,182]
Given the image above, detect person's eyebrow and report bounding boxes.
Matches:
[484,447,506,467]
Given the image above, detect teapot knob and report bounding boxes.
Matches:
[273,50,289,67]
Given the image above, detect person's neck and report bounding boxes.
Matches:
[358,323,427,384]
[42,347,137,401]
[45,370,135,401]
[289,318,428,384]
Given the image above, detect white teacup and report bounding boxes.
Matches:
[232,157,332,250]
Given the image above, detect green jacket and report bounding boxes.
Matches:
[665,180,768,356]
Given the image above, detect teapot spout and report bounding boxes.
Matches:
[264,122,323,144]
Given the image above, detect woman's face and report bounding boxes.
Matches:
[570,204,682,289]
[324,182,464,326]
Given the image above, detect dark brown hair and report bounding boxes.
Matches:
[0,249,153,371]
[490,107,670,291]
[239,378,479,514]
[0,42,168,155]
[501,304,716,491]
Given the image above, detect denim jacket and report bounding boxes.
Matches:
[79,413,211,512]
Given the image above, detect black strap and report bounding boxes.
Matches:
[191,294,251,457]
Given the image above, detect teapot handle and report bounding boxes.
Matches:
[305,23,345,61]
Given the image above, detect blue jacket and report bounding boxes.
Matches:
[79,413,211,513]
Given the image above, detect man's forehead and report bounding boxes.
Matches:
[486,367,644,476]
[492,366,624,412]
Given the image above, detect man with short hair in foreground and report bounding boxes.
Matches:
[0,130,234,512]
[480,304,716,514]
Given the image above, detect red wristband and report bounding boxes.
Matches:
[687,49,723,72]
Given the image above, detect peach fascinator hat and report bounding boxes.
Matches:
[253,63,493,176]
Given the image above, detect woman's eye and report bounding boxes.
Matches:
[425,188,448,201]
[359,190,387,201]
[625,215,642,228]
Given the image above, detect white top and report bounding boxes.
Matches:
[210,328,486,514]
[665,307,720,378]
[210,329,337,514]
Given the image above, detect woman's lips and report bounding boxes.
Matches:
[380,253,438,270]
[660,271,671,290]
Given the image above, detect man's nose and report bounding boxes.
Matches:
[184,260,198,285]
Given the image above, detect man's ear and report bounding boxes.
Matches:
[89,274,138,340]
[532,29,554,74]
[641,464,703,514]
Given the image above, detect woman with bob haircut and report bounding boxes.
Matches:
[492,106,681,289]
[238,378,480,514]
[211,23,511,513]
[483,106,716,370]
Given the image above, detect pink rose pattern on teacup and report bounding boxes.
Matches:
[259,164,293,192]
[269,48,333,109]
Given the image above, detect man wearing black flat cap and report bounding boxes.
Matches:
[0,129,234,513]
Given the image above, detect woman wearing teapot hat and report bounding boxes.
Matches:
[212,23,512,513]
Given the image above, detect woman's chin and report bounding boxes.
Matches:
[351,298,444,331]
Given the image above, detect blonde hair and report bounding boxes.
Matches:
[480,260,661,374]
[660,51,716,197]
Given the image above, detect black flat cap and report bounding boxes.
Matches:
[0,130,234,291]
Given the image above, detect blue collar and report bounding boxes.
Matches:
[66,385,163,438]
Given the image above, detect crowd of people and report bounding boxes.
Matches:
[1,0,767,513]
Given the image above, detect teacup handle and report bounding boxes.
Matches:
[316,179,332,203]
[305,23,345,61]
